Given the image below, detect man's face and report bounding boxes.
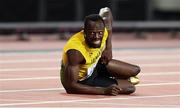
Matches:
[84,20,105,48]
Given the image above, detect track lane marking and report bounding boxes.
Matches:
[0,55,179,63]
[0,82,180,93]
[0,94,179,107]
[0,71,179,81]
[76,101,178,107]
[0,62,179,72]
[0,48,180,56]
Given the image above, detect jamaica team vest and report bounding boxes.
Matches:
[61,28,108,81]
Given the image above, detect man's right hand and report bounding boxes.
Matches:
[104,84,121,96]
[99,7,113,30]
[99,7,110,20]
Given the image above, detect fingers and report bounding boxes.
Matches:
[112,85,122,92]
[99,7,111,20]
[111,90,118,96]
[99,7,110,16]
[110,85,121,96]
[105,84,122,96]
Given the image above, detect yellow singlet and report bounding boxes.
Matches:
[61,28,108,81]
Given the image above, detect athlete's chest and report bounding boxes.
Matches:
[86,48,102,64]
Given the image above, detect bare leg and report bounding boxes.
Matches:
[116,79,135,94]
[106,59,141,79]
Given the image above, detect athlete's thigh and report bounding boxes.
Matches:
[106,59,140,79]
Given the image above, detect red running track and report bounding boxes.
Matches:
[0,37,180,107]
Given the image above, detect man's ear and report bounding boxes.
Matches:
[83,32,86,38]
[84,34,87,38]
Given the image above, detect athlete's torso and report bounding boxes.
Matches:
[61,28,108,81]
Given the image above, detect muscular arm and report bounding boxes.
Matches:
[62,49,106,95]
[99,7,113,64]
[61,49,120,95]
[102,7,113,50]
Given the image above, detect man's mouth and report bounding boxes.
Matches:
[93,40,101,45]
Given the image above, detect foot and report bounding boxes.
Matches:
[128,76,140,85]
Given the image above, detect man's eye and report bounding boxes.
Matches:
[99,32,103,35]
[88,32,103,35]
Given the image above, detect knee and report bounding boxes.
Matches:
[132,66,141,76]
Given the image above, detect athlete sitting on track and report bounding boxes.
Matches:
[60,7,141,96]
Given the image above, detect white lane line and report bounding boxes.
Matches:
[0,63,179,72]
[0,67,58,72]
[0,52,180,58]
[77,101,178,107]
[115,55,180,60]
[0,48,180,56]
[0,71,179,81]
[0,88,62,93]
[0,58,178,64]
[140,72,180,76]
[0,82,179,93]
[0,52,60,56]
[117,58,180,61]
[140,63,180,67]
[0,77,59,81]
[137,82,180,86]
[0,94,179,107]
[0,59,58,63]
[0,55,179,63]
[0,99,38,102]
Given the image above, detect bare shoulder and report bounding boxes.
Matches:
[66,49,85,65]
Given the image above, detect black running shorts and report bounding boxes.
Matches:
[78,62,118,87]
